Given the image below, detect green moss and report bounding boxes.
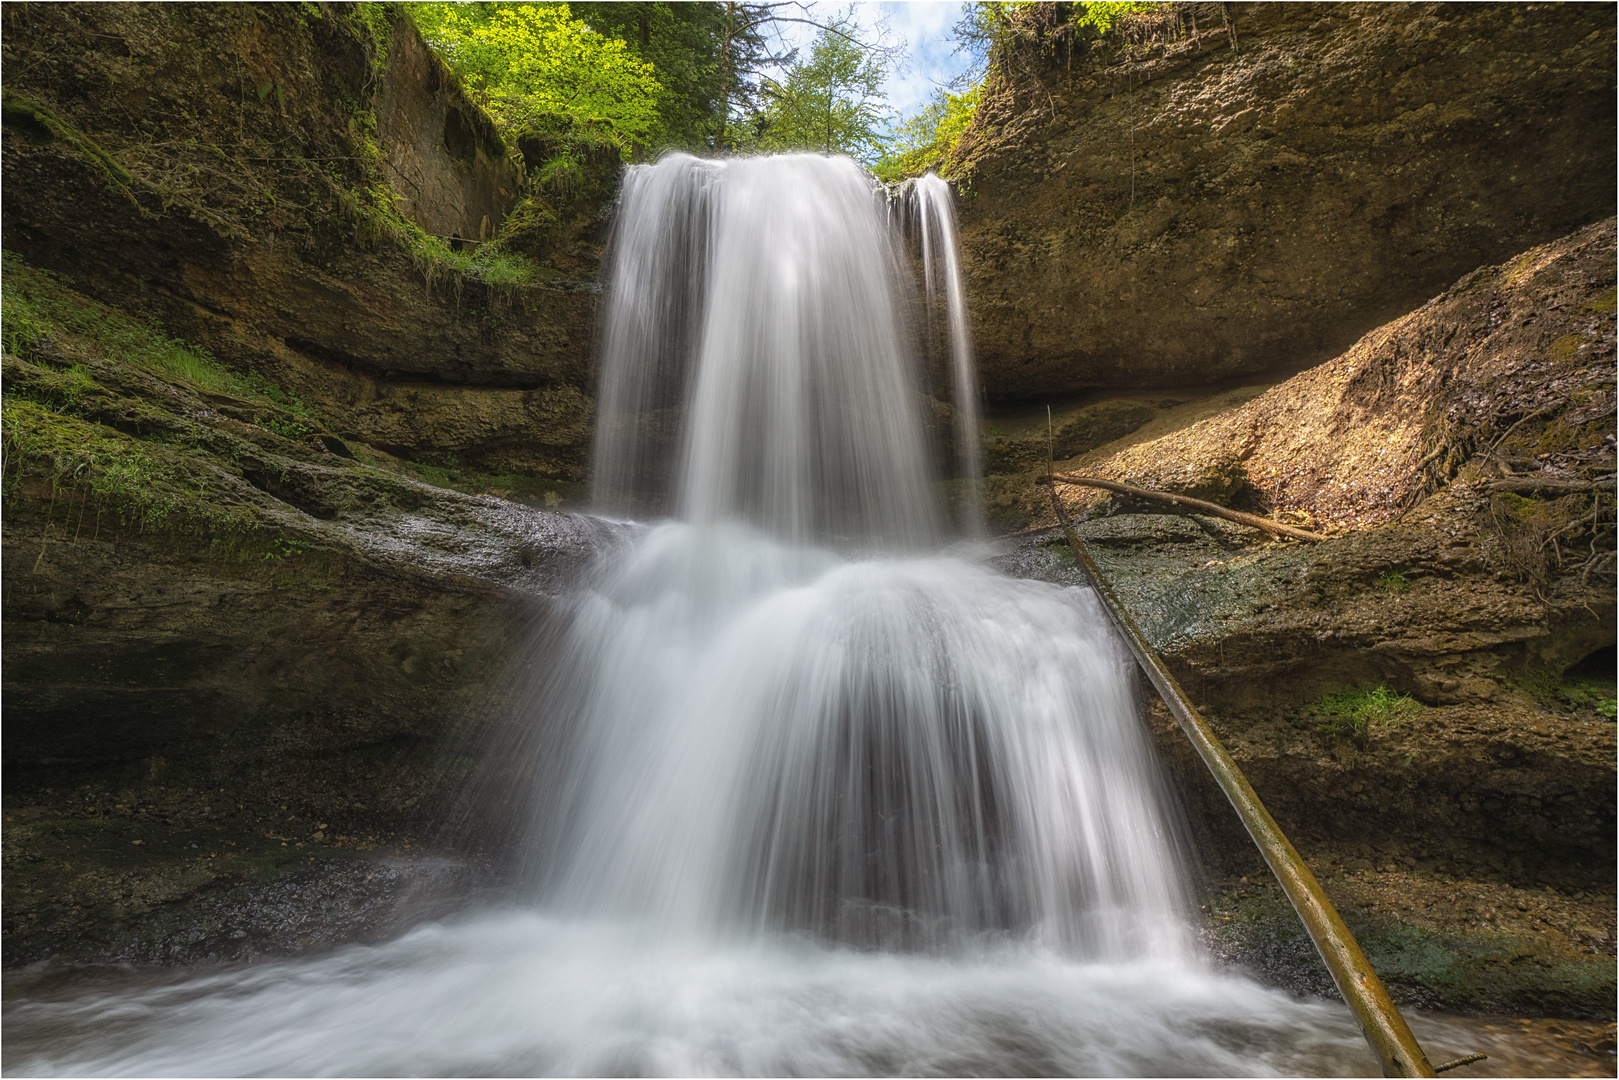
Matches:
[0,89,138,194]
[1530,416,1598,455]
[3,254,319,430]
[1211,886,1617,1016]
[1509,664,1619,717]
[1580,286,1616,315]
[1,397,253,537]
[1549,334,1584,361]
[335,175,544,298]
[1492,489,1550,520]
[348,1,402,75]
[385,454,582,507]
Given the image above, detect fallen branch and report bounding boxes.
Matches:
[1048,474,1328,542]
[1411,444,1449,473]
[1045,484,1436,1078]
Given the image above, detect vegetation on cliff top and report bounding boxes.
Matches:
[393,2,1192,181]
[407,3,663,154]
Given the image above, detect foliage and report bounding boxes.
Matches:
[1311,686,1424,742]
[5,255,245,396]
[1511,663,1619,717]
[749,20,889,160]
[347,0,401,74]
[1073,1,1168,35]
[938,0,1178,178]
[407,2,661,155]
[1376,570,1411,593]
[1,89,138,195]
[956,0,1173,66]
[873,84,982,182]
[336,178,550,292]
[571,2,729,151]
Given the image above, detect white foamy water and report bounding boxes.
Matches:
[529,523,1195,956]
[4,912,1390,1077]
[2,155,1394,1076]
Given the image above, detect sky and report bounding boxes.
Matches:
[763,2,979,121]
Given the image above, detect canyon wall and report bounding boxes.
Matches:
[1,2,602,479]
[958,1,1617,399]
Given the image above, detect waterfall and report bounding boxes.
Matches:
[2,154,1405,1077]
[539,153,1195,957]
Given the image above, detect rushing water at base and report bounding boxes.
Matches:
[5,915,1390,1077]
[0,155,1413,1076]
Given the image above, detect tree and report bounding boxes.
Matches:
[570,2,730,151]
[751,20,889,160]
[709,3,901,154]
[873,84,981,182]
[408,2,662,155]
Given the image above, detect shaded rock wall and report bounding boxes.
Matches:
[991,222,1616,940]
[0,2,605,479]
[0,256,619,967]
[376,18,521,246]
[987,224,1616,1014]
[959,1,1617,399]
[1043,222,1618,707]
[1,348,618,789]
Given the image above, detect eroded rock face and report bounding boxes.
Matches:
[376,19,522,246]
[958,1,1616,399]
[1,352,620,782]
[1,314,624,966]
[0,3,604,479]
[1082,218,1619,529]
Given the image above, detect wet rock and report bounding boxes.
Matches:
[1,287,624,966]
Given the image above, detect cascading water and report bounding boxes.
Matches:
[3,154,1444,1077]
[537,152,1192,957]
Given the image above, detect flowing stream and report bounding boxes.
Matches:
[4,154,1424,1076]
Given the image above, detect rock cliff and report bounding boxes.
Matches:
[992,220,1616,1015]
[1,258,620,965]
[1,2,607,481]
[957,1,1616,399]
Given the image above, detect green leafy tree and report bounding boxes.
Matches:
[874,83,981,181]
[710,2,799,152]
[570,2,730,151]
[709,3,902,154]
[408,2,662,154]
[751,21,889,160]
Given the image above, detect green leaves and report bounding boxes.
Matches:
[874,84,982,182]
[409,2,662,155]
[751,21,890,161]
[1311,686,1425,742]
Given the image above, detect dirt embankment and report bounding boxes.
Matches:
[957,1,1616,399]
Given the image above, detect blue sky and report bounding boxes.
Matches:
[765,2,979,121]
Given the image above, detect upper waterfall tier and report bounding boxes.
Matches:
[591,153,979,549]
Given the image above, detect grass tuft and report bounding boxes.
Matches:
[1311,685,1424,742]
